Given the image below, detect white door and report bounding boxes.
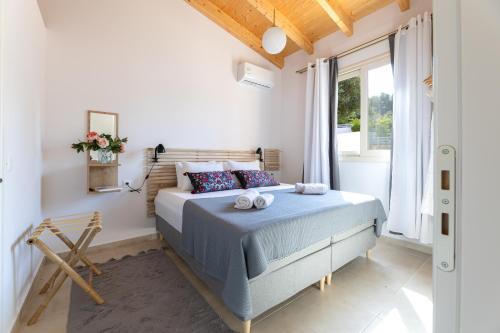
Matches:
[0,0,4,331]
[432,0,460,332]
[433,0,500,332]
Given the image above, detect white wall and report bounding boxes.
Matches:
[459,0,500,330]
[0,1,46,332]
[280,0,432,214]
[38,0,283,250]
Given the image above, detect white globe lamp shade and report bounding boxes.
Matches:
[262,27,287,54]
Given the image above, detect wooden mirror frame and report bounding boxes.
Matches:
[87,110,119,162]
[87,110,121,193]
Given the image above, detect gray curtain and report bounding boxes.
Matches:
[388,32,396,211]
[328,58,340,190]
[389,32,396,73]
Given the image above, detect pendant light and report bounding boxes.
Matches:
[262,9,286,55]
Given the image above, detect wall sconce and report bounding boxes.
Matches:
[256,147,263,162]
[153,144,166,163]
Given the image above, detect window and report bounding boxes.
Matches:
[337,72,361,155]
[367,63,393,150]
[337,56,393,160]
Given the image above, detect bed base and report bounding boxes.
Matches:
[156,216,375,333]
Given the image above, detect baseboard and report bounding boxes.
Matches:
[380,235,432,255]
[9,254,45,333]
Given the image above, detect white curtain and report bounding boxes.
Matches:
[388,13,433,242]
[420,113,434,244]
[304,59,330,186]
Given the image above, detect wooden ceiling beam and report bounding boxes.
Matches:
[244,0,314,55]
[395,0,410,11]
[315,0,353,37]
[185,0,284,68]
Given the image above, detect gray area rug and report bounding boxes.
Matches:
[67,249,234,333]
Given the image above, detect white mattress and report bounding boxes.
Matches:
[155,185,375,237]
[154,184,296,233]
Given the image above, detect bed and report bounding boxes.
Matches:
[147,148,387,333]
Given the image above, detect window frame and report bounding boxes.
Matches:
[337,53,392,162]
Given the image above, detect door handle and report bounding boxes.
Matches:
[436,145,456,272]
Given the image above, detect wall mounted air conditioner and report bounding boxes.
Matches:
[237,62,275,89]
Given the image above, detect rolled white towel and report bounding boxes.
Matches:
[254,193,274,209]
[295,183,306,193]
[234,189,259,209]
[302,183,328,195]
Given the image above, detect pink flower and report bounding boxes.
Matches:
[86,131,99,142]
[97,137,109,149]
[119,143,126,153]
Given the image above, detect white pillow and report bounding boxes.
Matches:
[175,162,185,189]
[175,161,224,191]
[223,160,261,188]
[224,160,261,171]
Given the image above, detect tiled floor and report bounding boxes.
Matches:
[14,236,432,333]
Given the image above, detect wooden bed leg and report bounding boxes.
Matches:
[318,277,325,291]
[326,273,332,286]
[242,320,251,333]
[366,249,372,259]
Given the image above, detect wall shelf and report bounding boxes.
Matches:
[89,186,122,193]
[88,161,120,167]
[87,162,119,193]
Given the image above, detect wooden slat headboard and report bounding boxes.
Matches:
[263,149,280,171]
[146,148,260,217]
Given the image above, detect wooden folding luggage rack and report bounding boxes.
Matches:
[26,212,104,325]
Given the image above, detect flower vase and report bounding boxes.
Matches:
[97,149,113,164]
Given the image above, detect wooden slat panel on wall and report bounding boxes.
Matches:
[146,148,260,217]
[264,149,281,171]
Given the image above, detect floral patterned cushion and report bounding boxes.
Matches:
[232,170,279,189]
[186,170,238,194]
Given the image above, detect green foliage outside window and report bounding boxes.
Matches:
[351,118,360,132]
[337,75,393,149]
[368,92,393,148]
[338,76,361,131]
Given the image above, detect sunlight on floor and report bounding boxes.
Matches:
[403,287,433,332]
[367,287,433,333]
[370,309,408,333]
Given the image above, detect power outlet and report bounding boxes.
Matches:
[122,180,131,187]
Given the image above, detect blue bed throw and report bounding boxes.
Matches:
[181,189,386,320]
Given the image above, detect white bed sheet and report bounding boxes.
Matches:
[154,184,296,233]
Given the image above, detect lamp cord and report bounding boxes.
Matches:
[126,163,155,194]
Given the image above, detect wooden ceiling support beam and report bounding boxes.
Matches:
[244,0,314,55]
[315,0,353,36]
[395,0,410,11]
[185,0,284,68]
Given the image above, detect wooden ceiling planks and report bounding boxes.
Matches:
[315,0,353,36]
[186,0,284,68]
[272,0,340,43]
[184,0,409,68]
[345,0,396,20]
[244,0,314,54]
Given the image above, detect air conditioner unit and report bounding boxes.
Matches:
[237,62,275,89]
